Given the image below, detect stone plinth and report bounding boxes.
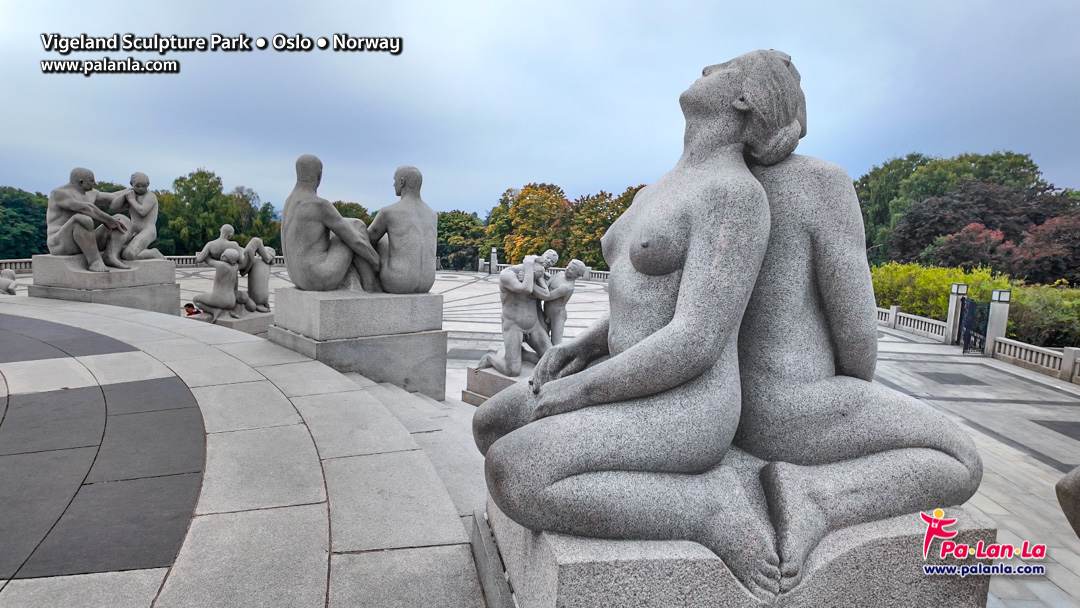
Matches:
[29,255,180,316]
[485,498,994,608]
[269,288,447,400]
[463,362,534,406]
[198,311,275,335]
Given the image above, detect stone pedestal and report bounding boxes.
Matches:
[196,311,275,335]
[29,255,180,316]
[269,287,447,399]
[463,362,534,406]
[484,498,994,608]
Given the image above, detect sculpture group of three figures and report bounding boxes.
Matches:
[472,49,984,601]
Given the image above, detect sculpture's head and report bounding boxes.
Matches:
[69,167,96,192]
[130,172,150,195]
[1,269,15,280]
[221,248,240,264]
[393,166,423,196]
[540,249,559,268]
[220,224,235,239]
[565,259,587,280]
[296,154,323,187]
[680,49,806,166]
[265,247,276,257]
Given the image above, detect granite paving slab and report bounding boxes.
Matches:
[101,376,198,416]
[0,331,68,364]
[329,544,484,608]
[256,360,362,398]
[85,407,205,482]
[154,504,328,608]
[323,450,467,552]
[191,380,301,433]
[0,358,97,395]
[76,351,175,386]
[18,473,202,578]
[0,447,97,579]
[292,390,417,459]
[165,352,265,388]
[0,568,167,608]
[0,387,105,455]
[197,424,325,514]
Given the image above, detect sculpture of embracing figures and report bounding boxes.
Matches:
[472,50,981,601]
[46,168,163,272]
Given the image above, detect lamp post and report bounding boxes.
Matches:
[985,289,1011,356]
[945,283,968,345]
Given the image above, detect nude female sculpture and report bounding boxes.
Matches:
[474,50,803,598]
[193,248,243,322]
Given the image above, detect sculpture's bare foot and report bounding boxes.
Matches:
[256,304,270,313]
[475,353,495,371]
[103,255,130,270]
[87,260,109,272]
[760,461,828,593]
[210,309,223,323]
[700,468,782,600]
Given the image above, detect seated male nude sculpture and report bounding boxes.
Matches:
[281,155,380,292]
[110,172,164,261]
[46,168,132,271]
[476,255,552,376]
[366,166,438,294]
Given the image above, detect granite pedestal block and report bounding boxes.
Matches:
[29,255,180,316]
[463,363,534,406]
[269,288,447,400]
[198,311,274,335]
[485,498,994,608]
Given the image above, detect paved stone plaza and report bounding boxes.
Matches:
[0,270,1077,607]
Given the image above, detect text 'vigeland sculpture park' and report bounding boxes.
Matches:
[473,50,984,604]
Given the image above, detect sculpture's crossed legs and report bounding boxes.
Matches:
[735,376,983,592]
[474,381,785,600]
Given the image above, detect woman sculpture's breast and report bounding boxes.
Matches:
[629,223,686,276]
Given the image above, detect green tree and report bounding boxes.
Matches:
[890,180,1074,261]
[0,187,48,258]
[565,185,644,270]
[503,183,571,263]
[438,210,485,247]
[855,153,931,261]
[484,188,517,255]
[332,201,372,225]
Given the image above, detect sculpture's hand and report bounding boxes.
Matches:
[530,343,588,394]
[104,215,129,234]
[530,376,577,421]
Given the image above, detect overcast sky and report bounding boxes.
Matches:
[1,1,1077,217]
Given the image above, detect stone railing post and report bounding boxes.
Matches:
[984,290,1011,356]
[489,248,498,275]
[945,283,968,345]
[1060,347,1079,382]
[888,305,901,329]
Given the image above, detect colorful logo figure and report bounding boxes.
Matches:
[921,508,958,559]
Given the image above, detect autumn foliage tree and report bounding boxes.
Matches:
[566,185,644,270]
[502,184,571,263]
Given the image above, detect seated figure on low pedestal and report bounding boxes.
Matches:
[281,155,381,292]
[0,269,17,295]
[46,168,134,272]
[473,49,982,602]
[192,248,249,322]
[366,166,438,294]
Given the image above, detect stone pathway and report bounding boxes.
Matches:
[1,270,1078,607]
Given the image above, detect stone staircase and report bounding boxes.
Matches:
[342,374,491,607]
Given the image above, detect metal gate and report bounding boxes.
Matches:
[957,297,990,354]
